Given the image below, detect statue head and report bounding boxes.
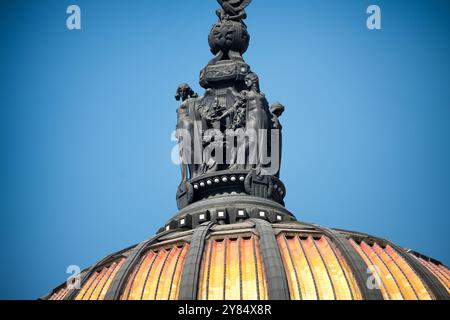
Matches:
[176,83,197,102]
[244,72,260,92]
[271,102,285,118]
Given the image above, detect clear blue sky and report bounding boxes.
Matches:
[0,0,449,299]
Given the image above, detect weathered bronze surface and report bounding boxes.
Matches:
[175,0,285,209]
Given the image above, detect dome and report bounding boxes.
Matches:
[42,1,449,301]
[44,196,449,300]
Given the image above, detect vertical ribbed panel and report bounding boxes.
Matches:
[372,243,418,300]
[316,237,356,300]
[198,236,267,300]
[127,251,156,300]
[278,234,315,299]
[146,249,172,299]
[241,237,258,300]
[74,271,96,300]
[92,261,119,300]
[120,257,142,300]
[208,239,226,300]
[303,237,335,299]
[254,236,268,300]
[327,238,363,300]
[120,244,189,300]
[76,269,105,300]
[350,239,434,300]
[198,239,212,300]
[97,259,125,300]
[225,239,241,300]
[413,256,450,292]
[141,249,170,300]
[74,259,125,300]
[384,246,431,300]
[350,239,401,299]
[277,234,361,300]
[84,268,108,300]
[440,266,450,277]
[158,245,188,300]
[49,287,70,300]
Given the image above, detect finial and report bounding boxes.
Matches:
[202,0,252,89]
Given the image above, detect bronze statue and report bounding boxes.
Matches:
[174,0,286,209]
[175,84,198,182]
[270,102,285,177]
[270,102,285,130]
[242,73,271,171]
[175,83,198,102]
[216,0,252,22]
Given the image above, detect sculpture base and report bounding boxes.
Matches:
[176,170,286,210]
[167,193,295,233]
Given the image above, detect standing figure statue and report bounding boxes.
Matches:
[176,83,198,102]
[175,83,198,183]
[270,102,285,130]
[270,102,285,177]
[242,72,271,172]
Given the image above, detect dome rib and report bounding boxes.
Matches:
[43,218,450,300]
[104,229,176,300]
[386,240,449,300]
[179,222,215,300]
[40,0,450,301]
[335,228,449,300]
[251,219,290,300]
[63,245,133,301]
[413,255,450,290]
[311,225,384,300]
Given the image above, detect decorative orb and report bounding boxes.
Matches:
[208,20,250,56]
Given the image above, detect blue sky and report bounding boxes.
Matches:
[0,0,449,299]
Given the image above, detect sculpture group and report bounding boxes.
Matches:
[174,0,286,208]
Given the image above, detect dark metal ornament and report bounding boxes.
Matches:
[174,0,285,210]
[176,181,194,210]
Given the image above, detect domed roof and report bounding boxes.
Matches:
[44,197,449,301]
[42,1,449,301]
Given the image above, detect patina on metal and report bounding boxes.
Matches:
[42,1,450,301]
[175,0,285,210]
